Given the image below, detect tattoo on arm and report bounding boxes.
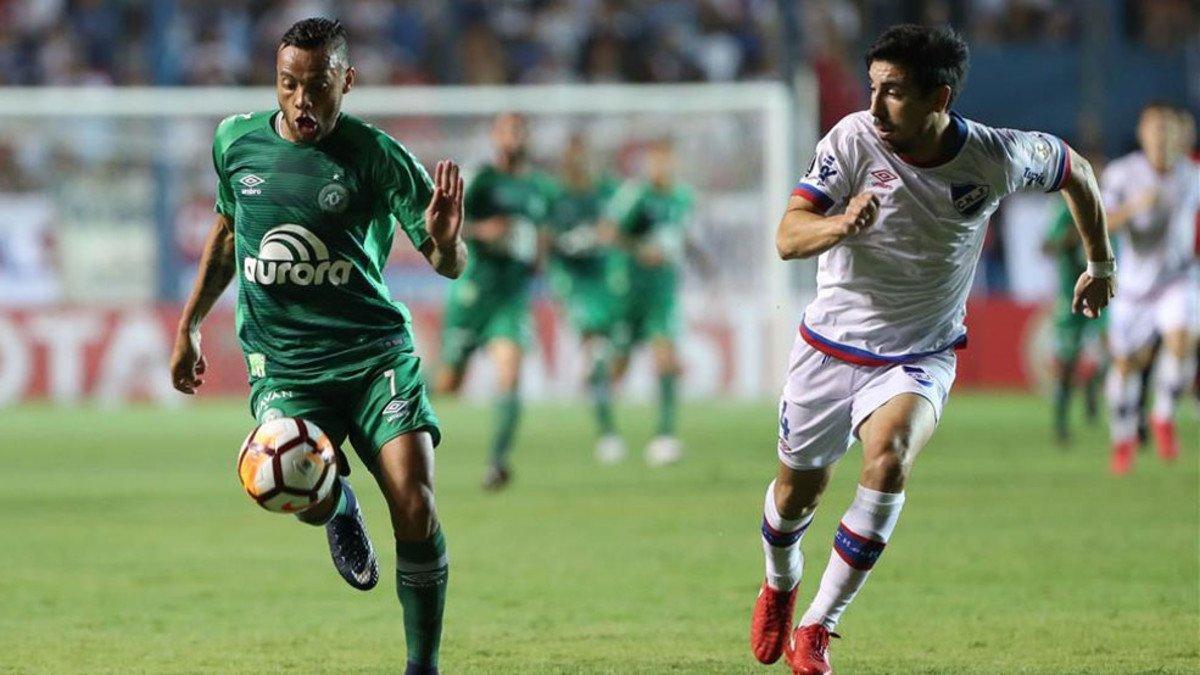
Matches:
[179,216,236,333]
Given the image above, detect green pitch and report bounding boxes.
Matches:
[1,394,1196,674]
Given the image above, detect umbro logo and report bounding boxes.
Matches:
[382,398,411,423]
[239,174,265,195]
[869,168,898,188]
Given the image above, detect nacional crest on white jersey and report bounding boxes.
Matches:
[951,182,990,217]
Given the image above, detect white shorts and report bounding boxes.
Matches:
[776,337,957,471]
[1108,276,1200,358]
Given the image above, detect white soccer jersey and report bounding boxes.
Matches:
[1100,152,1199,300]
[792,111,1071,364]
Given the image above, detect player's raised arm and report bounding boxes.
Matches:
[421,159,468,279]
[775,191,879,260]
[1058,146,1117,318]
[170,213,236,394]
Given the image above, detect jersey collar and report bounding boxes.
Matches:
[898,111,968,169]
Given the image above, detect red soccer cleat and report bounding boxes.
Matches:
[1110,438,1136,475]
[1150,417,1179,462]
[750,581,797,664]
[784,623,838,674]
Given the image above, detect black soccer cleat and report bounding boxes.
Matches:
[324,480,379,591]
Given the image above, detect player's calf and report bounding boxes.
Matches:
[752,479,816,664]
[376,433,449,672]
[1150,348,1196,461]
[1105,366,1142,474]
[799,485,904,631]
[395,526,449,674]
[795,398,926,632]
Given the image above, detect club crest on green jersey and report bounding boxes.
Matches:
[318,182,349,213]
[243,224,352,286]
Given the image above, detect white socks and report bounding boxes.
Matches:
[761,480,814,592]
[1153,352,1196,421]
[1105,367,1141,444]
[800,484,905,630]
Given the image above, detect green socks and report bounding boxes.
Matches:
[396,529,449,669]
[657,373,678,436]
[489,391,521,466]
[589,352,616,436]
[334,478,354,516]
[1053,359,1076,440]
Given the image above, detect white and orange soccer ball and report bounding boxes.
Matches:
[236,417,338,513]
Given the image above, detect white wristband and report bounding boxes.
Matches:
[1086,260,1116,278]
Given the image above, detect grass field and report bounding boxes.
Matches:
[1,393,1197,674]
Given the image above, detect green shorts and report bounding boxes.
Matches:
[247,349,440,474]
[551,267,618,336]
[440,277,532,368]
[1051,302,1106,363]
[612,282,679,353]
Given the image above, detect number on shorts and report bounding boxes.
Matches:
[384,369,396,396]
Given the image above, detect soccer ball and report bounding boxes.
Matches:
[236,417,338,513]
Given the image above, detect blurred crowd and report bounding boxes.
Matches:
[0,0,781,86]
[0,0,1195,88]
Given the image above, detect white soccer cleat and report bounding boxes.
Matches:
[645,435,683,467]
[595,434,627,464]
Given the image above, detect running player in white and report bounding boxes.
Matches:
[748,25,1115,674]
[1101,102,1200,474]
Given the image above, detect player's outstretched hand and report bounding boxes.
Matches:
[424,160,464,248]
[1072,273,1115,319]
[840,192,880,237]
[170,330,206,395]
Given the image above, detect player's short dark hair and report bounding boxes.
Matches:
[279,17,349,66]
[865,24,969,103]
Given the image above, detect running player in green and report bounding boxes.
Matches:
[168,19,464,675]
[1043,201,1107,443]
[434,113,549,490]
[608,139,707,466]
[544,133,625,462]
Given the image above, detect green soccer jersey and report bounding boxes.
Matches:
[607,181,695,291]
[212,110,433,385]
[458,164,550,292]
[546,175,619,277]
[1046,202,1105,360]
[1047,204,1086,303]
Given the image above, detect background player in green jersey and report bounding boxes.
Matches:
[544,133,626,462]
[607,139,710,466]
[167,19,465,675]
[1043,201,1107,443]
[434,113,549,490]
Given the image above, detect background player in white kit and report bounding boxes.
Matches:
[1101,102,1199,474]
[747,25,1116,674]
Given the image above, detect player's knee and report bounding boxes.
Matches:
[391,486,437,540]
[863,426,915,484]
